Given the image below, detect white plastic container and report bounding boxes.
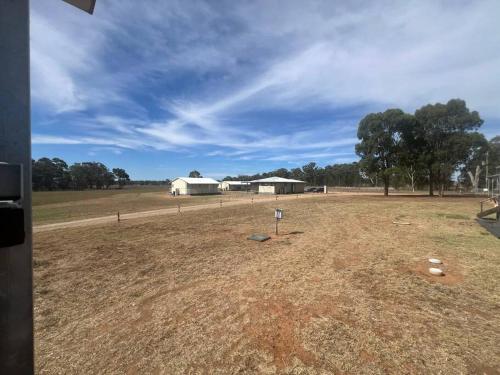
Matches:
[428,258,442,264]
[429,267,444,276]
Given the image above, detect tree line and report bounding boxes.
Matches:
[32,157,131,191]
[221,162,369,187]
[221,99,499,195]
[355,99,499,196]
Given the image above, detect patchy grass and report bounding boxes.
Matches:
[436,212,471,220]
[33,188,258,225]
[34,195,500,374]
[32,186,168,206]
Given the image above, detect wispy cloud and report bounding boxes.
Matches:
[31,0,500,177]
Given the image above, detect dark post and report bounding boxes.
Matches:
[0,0,33,372]
[117,211,120,222]
[275,217,279,235]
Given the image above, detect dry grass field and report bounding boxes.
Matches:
[34,194,500,374]
[33,187,258,225]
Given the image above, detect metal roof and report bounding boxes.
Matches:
[249,176,306,183]
[222,181,251,185]
[173,177,220,185]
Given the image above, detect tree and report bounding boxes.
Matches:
[189,170,202,178]
[82,162,111,189]
[459,133,488,192]
[68,162,114,190]
[112,168,130,188]
[324,162,364,187]
[489,136,500,176]
[103,170,116,189]
[302,162,319,185]
[32,158,47,190]
[398,115,426,192]
[32,157,60,190]
[51,158,72,189]
[459,134,500,192]
[290,168,304,181]
[69,163,91,189]
[273,168,290,178]
[31,156,133,191]
[355,109,408,196]
[414,99,483,196]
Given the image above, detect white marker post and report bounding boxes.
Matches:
[275,208,283,235]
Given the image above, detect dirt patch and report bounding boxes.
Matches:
[243,295,345,371]
[411,259,464,286]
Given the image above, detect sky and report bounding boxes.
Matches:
[31,0,500,180]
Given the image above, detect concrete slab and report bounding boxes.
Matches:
[247,234,271,242]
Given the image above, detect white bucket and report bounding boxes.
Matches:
[428,258,442,264]
[429,268,444,276]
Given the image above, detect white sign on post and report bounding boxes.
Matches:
[274,208,283,235]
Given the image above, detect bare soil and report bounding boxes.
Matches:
[34,194,500,374]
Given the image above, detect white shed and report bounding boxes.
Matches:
[219,181,251,191]
[171,177,220,195]
[249,177,306,194]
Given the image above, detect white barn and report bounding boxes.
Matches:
[219,181,251,191]
[250,177,306,194]
[171,177,220,195]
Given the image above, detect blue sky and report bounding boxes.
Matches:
[31,0,500,180]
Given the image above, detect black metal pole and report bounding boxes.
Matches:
[0,0,34,372]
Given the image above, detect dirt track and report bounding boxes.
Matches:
[33,193,324,233]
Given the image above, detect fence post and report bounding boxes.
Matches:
[117,211,120,222]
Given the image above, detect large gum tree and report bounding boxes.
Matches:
[414,99,483,196]
[356,109,410,196]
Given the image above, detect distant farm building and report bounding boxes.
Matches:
[171,177,220,195]
[250,177,306,194]
[219,181,251,191]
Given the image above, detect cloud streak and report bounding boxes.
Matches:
[31,0,500,171]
